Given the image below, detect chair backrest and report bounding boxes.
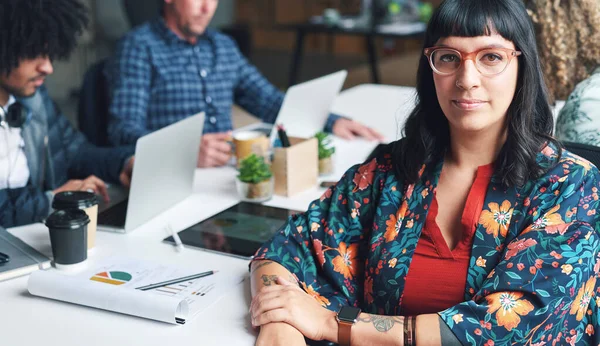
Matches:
[78,59,109,147]
[563,141,600,168]
[123,0,161,28]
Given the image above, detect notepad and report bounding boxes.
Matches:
[0,227,51,282]
[28,256,241,325]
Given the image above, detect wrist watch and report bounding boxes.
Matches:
[336,306,361,346]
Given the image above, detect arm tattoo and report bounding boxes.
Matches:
[439,316,462,346]
[261,274,278,286]
[357,314,404,333]
[251,260,274,273]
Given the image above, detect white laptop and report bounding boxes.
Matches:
[235,70,347,141]
[97,113,204,233]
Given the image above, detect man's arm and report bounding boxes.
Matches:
[0,187,52,227]
[48,98,134,184]
[105,34,152,146]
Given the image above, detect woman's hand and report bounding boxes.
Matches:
[250,277,337,342]
[255,322,306,346]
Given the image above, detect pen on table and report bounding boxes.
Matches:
[0,251,10,264]
[166,224,184,252]
[135,270,218,291]
[277,124,291,148]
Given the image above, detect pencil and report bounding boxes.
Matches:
[135,270,217,291]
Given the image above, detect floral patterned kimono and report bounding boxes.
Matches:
[253,141,600,345]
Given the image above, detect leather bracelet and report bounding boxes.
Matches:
[403,316,410,346]
[411,315,417,345]
[403,316,416,346]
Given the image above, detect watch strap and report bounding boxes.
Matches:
[338,319,353,346]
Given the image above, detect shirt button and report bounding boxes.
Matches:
[205,96,212,104]
[209,116,217,124]
[200,69,208,78]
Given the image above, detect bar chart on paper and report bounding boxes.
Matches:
[146,276,224,316]
[154,281,196,296]
[152,279,217,302]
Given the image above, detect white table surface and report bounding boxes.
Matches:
[0,84,415,346]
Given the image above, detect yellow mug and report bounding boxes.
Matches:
[233,131,270,164]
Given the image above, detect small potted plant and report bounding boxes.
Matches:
[236,154,274,202]
[315,131,335,175]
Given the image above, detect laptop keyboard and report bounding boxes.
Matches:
[98,199,129,227]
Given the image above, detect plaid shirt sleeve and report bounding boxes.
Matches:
[232,51,283,125]
[105,34,153,146]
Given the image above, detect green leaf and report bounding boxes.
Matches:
[535,305,549,315]
[315,131,336,159]
[466,317,479,324]
[506,271,522,280]
[237,154,272,183]
[536,289,550,297]
[465,332,477,346]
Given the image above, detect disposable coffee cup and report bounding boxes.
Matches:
[52,191,98,250]
[233,130,270,166]
[45,209,89,270]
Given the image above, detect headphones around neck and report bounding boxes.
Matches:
[0,102,27,128]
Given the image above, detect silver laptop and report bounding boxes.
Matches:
[271,70,347,140]
[97,113,204,233]
[234,70,347,140]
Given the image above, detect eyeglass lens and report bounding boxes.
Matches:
[430,49,511,75]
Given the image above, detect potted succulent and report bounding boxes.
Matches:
[236,154,274,202]
[315,132,335,175]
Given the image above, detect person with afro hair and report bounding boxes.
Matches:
[0,0,135,227]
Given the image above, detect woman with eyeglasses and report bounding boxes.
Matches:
[249,0,600,345]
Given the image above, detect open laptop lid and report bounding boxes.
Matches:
[269,70,347,142]
[124,112,205,232]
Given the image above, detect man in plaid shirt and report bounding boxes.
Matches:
[105,0,383,167]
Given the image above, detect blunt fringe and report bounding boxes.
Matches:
[394,0,561,187]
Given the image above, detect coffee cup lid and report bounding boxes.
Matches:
[45,209,90,230]
[52,191,98,210]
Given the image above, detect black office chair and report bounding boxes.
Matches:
[77,59,110,147]
[563,141,600,168]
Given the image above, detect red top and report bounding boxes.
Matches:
[400,164,494,316]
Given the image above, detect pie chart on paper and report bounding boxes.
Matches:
[90,271,132,285]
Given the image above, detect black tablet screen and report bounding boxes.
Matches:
[163,202,302,259]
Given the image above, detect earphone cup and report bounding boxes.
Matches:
[6,102,26,128]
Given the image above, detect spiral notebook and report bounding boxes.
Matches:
[0,227,51,282]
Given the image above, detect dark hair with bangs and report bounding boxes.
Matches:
[0,0,89,76]
[394,0,561,187]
